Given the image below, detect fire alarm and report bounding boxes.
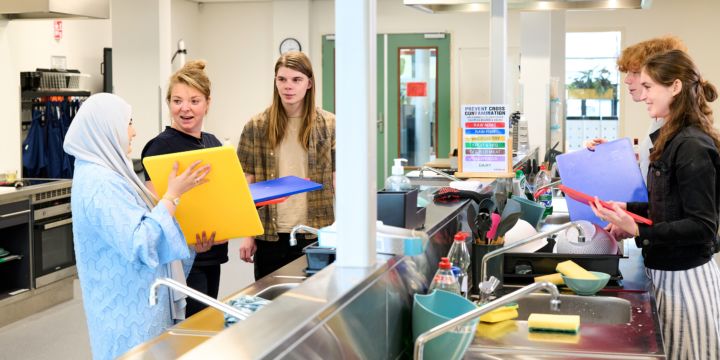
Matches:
[53,20,63,41]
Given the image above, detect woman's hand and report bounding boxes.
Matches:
[605,223,634,240]
[590,197,638,236]
[584,138,607,151]
[165,160,211,199]
[194,231,217,253]
[239,237,256,263]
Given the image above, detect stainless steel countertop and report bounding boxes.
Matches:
[121,195,472,359]
[0,179,72,204]
[466,239,664,359]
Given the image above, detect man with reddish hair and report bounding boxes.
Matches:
[587,35,687,184]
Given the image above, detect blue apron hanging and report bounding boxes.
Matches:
[22,104,48,177]
[46,99,65,178]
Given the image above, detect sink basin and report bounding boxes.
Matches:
[513,293,631,324]
[254,283,300,300]
[542,213,570,225]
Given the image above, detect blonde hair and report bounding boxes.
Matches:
[267,51,316,150]
[166,60,211,102]
[617,35,687,73]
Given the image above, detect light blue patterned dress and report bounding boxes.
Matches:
[71,160,193,360]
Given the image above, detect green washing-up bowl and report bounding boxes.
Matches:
[413,290,479,360]
[562,271,611,296]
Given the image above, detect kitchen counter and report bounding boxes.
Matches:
[0,179,72,204]
[466,242,664,359]
[121,192,473,359]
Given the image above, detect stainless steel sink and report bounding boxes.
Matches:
[514,293,631,324]
[542,212,570,225]
[254,283,300,300]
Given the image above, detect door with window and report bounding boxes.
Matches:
[322,33,451,187]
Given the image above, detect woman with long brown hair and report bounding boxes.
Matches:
[592,49,720,359]
[237,51,335,279]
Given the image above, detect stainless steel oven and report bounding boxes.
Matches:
[31,185,75,288]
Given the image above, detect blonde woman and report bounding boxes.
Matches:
[141,60,225,317]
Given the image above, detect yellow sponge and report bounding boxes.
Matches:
[528,313,580,334]
[534,273,565,285]
[528,331,580,344]
[476,320,518,340]
[479,304,519,323]
[556,260,597,280]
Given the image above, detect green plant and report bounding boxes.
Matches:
[568,67,616,96]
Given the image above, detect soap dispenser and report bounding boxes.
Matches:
[385,158,412,191]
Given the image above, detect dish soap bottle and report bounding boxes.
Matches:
[428,257,461,295]
[385,158,412,191]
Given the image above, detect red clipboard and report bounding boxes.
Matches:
[559,185,653,225]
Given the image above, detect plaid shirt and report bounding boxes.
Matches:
[237,107,335,241]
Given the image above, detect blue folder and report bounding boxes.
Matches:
[249,176,323,203]
[556,138,648,226]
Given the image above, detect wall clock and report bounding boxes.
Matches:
[279,37,302,55]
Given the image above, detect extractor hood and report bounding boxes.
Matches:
[404,0,652,13]
[0,0,109,20]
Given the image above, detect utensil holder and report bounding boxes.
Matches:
[470,244,503,295]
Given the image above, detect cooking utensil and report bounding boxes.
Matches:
[485,213,501,243]
[493,211,522,245]
[474,211,491,244]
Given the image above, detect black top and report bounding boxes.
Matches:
[141,126,228,266]
[628,125,720,271]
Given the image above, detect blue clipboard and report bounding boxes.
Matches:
[556,138,648,226]
[249,176,323,203]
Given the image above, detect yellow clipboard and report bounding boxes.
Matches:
[142,146,263,244]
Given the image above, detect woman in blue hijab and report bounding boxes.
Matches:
[64,93,210,359]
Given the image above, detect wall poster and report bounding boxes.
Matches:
[455,104,513,178]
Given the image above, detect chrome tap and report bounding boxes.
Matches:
[149,278,251,320]
[480,221,586,284]
[419,166,461,182]
[532,179,562,200]
[414,281,561,359]
[289,224,319,247]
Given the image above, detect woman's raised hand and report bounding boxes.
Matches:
[584,138,608,151]
[165,160,211,199]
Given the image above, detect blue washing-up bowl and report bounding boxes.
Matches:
[413,290,480,360]
[562,271,611,296]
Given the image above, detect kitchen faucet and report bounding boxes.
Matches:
[481,221,586,286]
[418,166,462,182]
[414,281,561,360]
[290,224,319,246]
[149,278,251,320]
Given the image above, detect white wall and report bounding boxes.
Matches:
[0,18,110,175]
[566,0,720,141]
[195,1,275,147]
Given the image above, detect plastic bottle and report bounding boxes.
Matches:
[447,232,471,296]
[384,158,412,191]
[428,257,461,295]
[535,164,553,217]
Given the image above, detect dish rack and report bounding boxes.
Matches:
[21,69,88,91]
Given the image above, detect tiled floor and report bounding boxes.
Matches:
[0,240,255,360]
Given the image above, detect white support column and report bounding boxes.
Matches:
[520,11,565,159]
[335,0,377,268]
[490,0,507,104]
[112,0,172,157]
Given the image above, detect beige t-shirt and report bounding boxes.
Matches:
[276,117,309,232]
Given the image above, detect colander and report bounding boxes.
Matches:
[554,220,618,255]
